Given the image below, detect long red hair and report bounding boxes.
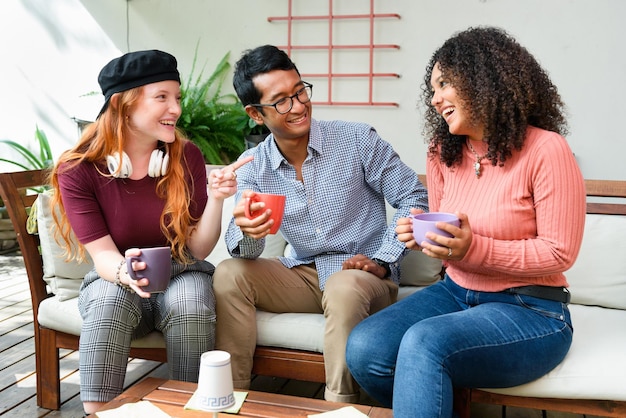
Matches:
[50,86,196,264]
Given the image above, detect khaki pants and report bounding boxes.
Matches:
[213,257,398,403]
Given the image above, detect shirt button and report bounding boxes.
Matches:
[316,228,321,234]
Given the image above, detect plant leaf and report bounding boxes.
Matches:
[0,157,31,171]
[0,126,55,171]
[35,125,54,167]
[178,45,249,164]
[0,139,42,169]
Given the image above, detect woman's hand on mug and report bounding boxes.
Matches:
[419,212,472,261]
[395,208,424,250]
[123,248,152,298]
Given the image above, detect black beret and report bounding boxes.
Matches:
[97,49,180,118]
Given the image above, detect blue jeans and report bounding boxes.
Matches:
[346,276,573,418]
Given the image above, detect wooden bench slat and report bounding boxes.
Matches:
[3,169,625,416]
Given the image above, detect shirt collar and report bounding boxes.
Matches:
[267,118,323,169]
[308,119,324,155]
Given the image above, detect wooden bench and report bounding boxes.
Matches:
[0,169,167,410]
[3,168,625,417]
[253,177,626,418]
[454,178,626,418]
[0,168,324,409]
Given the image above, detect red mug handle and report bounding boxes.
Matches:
[244,195,261,219]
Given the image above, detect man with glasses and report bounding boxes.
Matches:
[212,44,428,403]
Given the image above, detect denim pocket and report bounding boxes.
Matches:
[514,293,571,326]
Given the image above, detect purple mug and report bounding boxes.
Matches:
[411,212,460,246]
[126,246,172,293]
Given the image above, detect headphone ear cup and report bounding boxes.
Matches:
[160,153,169,176]
[148,149,161,177]
[148,149,168,177]
[107,152,132,178]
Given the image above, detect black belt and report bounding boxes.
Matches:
[506,285,571,304]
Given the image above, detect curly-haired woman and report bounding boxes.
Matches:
[50,50,251,414]
[346,27,586,417]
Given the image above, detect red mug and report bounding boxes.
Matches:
[244,193,286,234]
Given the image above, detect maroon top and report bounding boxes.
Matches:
[57,141,208,253]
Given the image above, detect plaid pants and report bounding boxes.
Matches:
[78,259,215,403]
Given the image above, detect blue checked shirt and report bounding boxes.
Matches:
[225,119,428,289]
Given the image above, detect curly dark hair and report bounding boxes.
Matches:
[421,26,568,168]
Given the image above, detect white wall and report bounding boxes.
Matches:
[0,0,120,170]
[3,0,624,180]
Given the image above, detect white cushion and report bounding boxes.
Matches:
[397,285,423,300]
[38,294,82,335]
[38,295,166,348]
[206,195,237,266]
[261,233,288,258]
[255,286,423,352]
[481,304,626,401]
[256,312,325,352]
[36,192,93,301]
[36,285,422,354]
[399,250,442,286]
[565,214,626,309]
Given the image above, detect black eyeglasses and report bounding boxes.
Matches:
[250,82,313,114]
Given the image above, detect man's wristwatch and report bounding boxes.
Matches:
[372,258,391,278]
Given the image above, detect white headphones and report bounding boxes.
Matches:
[106,148,169,178]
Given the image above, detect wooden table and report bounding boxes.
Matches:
[96,377,392,417]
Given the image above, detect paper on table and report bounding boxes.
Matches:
[308,405,369,418]
[95,400,170,418]
[184,390,248,414]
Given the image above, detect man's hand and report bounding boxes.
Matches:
[342,254,388,279]
[233,190,276,239]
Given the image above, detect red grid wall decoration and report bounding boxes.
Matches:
[268,0,400,107]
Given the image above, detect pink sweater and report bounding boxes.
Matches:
[427,126,586,292]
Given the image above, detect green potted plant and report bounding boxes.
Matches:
[178,50,251,164]
[0,125,53,252]
[244,119,270,150]
[0,125,53,173]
